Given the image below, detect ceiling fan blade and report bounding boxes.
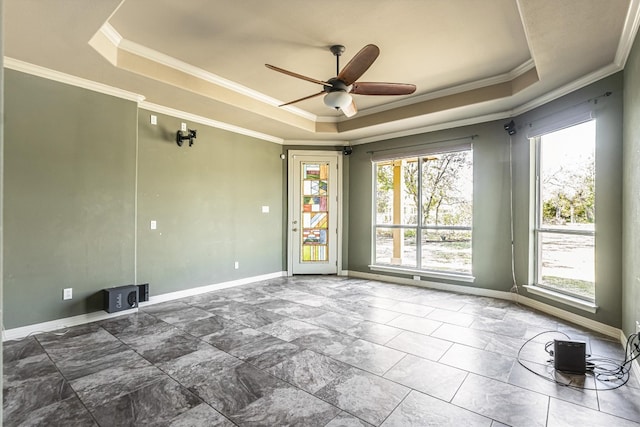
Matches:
[265,64,331,87]
[341,99,358,118]
[351,82,417,95]
[338,44,380,86]
[278,91,325,107]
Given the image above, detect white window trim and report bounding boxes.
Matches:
[369,264,475,283]
[530,117,596,306]
[371,145,473,276]
[523,285,598,313]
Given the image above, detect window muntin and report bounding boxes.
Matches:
[374,148,473,275]
[534,120,596,300]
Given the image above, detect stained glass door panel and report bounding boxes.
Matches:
[301,162,329,262]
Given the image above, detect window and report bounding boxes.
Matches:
[533,120,595,301]
[373,146,473,276]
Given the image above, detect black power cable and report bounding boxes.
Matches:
[517,330,640,391]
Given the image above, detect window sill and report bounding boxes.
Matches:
[369,264,475,283]
[523,285,598,313]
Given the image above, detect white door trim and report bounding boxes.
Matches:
[287,150,343,276]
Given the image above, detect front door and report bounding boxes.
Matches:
[288,151,341,275]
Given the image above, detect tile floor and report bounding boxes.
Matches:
[3,276,640,426]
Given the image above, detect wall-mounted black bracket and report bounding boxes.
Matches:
[177,129,197,147]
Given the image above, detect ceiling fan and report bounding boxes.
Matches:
[266,44,416,118]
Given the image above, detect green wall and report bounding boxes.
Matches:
[3,70,285,329]
[348,73,624,327]
[513,73,623,327]
[4,70,137,328]
[136,110,284,294]
[623,30,640,336]
[346,122,514,291]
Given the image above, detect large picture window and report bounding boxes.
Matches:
[373,146,473,276]
[533,120,596,301]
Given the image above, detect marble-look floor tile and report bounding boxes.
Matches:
[53,344,142,381]
[547,396,640,427]
[306,311,362,332]
[452,373,549,427]
[98,311,162,336]
[267,349,351,393]
[256,299,329,319]
[124,324,202,364]
[2,337,45,363]
[158,344,243,386]
[351,306,402,324]
[3,370,75,426]
[329,338,406,375]
[3,353,59,384]
[229,335,300,369]
[386,314,442,335]
[431,322,493,349]
[155,305,215,327]
[174,313,245,337]
[291,327,359,356]
[507,360,599,409]
[470,316,529,339]
[141,300,192,316]
[69,358,167,410]
[198,300,257,319]
[259,318,330,342]
[388,301,434,317]
[202,326,271,352]
[5,396,97,427]
[168,403,235,427]
[384,354,468,401]
[37,327,122,363]
[597,382,640,423]
[234,308,287,328]
[316,367,409,426]
[426,307,476,327]
[385,330,452,361]
[325,411,374,426]
[459,303,508,320]
[89,377,201,426]
[382,390,491,426]
[189,362,286,414]
[229,386,341,427]
[440,343,515,381]
[344,321,403,345]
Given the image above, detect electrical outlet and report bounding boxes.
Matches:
[150,115,157,125]
[234,261,239,270]
[181,122,187,131]
[63,288,73,300]
[413,275,421,281]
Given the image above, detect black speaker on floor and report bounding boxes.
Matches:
[104,285,138,313]
[554,339,586,374]
[138,283,149,303]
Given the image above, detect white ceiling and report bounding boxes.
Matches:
[4,0,639,144]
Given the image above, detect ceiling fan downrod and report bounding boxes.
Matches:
[330,45,345,77]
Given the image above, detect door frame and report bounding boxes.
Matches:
[287,150,343,276]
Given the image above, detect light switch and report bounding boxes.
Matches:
[150,220,157,230]
[262,206,269,213]
[150,115,157,125]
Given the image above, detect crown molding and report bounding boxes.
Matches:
[283,139,348,146]
[3,57,145,102]
[349,59,536,120]
[100,23,317,123]
[615,0,640,67]
[139,101,283,144]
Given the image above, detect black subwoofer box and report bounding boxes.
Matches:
[104,285,138,313]
[554,339,586,374]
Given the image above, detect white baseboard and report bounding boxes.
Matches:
[345,270,621,339]
[2,271,286,342]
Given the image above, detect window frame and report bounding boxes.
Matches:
[370,145,474,280]
[531,119,596,303]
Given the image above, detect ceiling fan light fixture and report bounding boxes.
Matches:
[323,91,352,109]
